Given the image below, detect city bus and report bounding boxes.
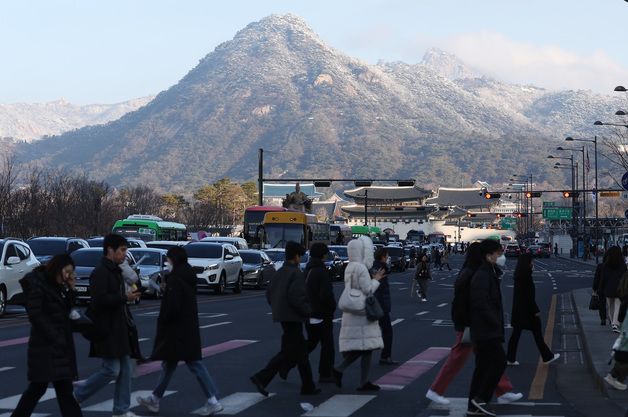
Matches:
[243,206,287,246]
[112,215,187,242]
[261,212,330,249]
[350,225,382,239]
[427,232,446,245]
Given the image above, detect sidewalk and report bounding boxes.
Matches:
[572,288,628,413]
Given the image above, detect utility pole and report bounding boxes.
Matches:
[258,148,264,206]
[364,189,368,226]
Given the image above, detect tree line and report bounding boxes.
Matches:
[0,156,258,239]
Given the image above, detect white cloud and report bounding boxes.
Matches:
[434,31,628,93]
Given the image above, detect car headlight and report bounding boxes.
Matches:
[206,264,220,271]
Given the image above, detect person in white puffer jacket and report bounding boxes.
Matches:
[334,236,385,391]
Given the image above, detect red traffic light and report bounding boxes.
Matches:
[563,191,580,198]
[525,192,542,198]
[484,192,502,199]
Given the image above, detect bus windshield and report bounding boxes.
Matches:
[265,224,304,248]
[112,227,156,241]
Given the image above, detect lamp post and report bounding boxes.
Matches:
[550,154,577,255]
[557,145,586,234]
[511,174,533,236]
[566,136,599,263]
[364,189,368,226]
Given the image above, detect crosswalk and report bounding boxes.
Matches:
[426,398,564,417]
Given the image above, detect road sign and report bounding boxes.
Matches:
[542,207,573,220]
[542,201,555,208]
[599,191,620,197]
[622,172,628,191]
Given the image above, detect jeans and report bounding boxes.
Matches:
[608,297,621,327]
[506,320,553,363]
[378,313,393,359]
[305,319,335,378]
[74,356,132,415]
[12,380,82,417]
[153,360,218,399]
[430,331,513,397]
[469,339,506,404]
[254,322,315,391]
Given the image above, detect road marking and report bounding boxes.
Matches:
[302,394,376,416]
[433,319,443,325]
[0,388,56,409]
[138,338,150,342]
[375,347,450,390]
[0,367,14,372]
[528,294,557,400]
[427,397,562,416]
[416,311,429,316]
[135,339,258,377]
[398,287,408,291]
[0,336,29,348]
[200,313,229,318]
[83,390,175,411]
[206,392,275,415]
[437,303,448,308]
[391,319,405,326]
[200,321,232,329]
[333,318,342,323]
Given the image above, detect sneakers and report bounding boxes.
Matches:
[196,402,224,416]
[421,298,428,302]
[469,398,496,417]
[506,360,520,366]
[605,374,628,390]
[496,391,523,404]
[357,381,380,391]
[112,412,139,417]
[425,389,450,405]
[137,394,160,413]
[543,353,561,364]
[250,375,269,397]
[612,325,620,333]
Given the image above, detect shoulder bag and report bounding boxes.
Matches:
[338,268,366,315]
[365,291,384,321]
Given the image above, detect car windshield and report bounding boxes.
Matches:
[265,251,285,262]
[28,240,67,256]
[131,250,162,266]
[71,250,102,267]
[147,243,176,250]
[185,244,223,259]
[87,239,104,247]
[330,247,348,257]
[240,252,261,264]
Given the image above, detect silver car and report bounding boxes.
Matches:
[129,248,168,298]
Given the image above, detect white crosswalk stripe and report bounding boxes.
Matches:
[428,397,564,417]
[302,394,376,417]
[83,390,175,412]
[0,367,14,373]
[210,392,274,415]
[0,389,56,410]
[199,321,232,329]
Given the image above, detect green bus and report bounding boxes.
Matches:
[112,215,187,242]
[350,225,382,238]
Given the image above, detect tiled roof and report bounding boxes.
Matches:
[344,186,432,203]
[427,187,493,209]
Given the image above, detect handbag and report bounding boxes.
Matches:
[365,292,384,321]
[589,294,600,311]
[338,269,366,315]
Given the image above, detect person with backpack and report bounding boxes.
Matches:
[136,246,223,415]
[415,254,432,302]
[11,255,83,417]
[426,243,521,406]
[506,253,560,365]
[605,298,628,390]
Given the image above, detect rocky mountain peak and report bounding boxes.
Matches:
[421,47,483,80]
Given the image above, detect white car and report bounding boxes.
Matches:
[201,236,248,250]
[185,243,243,295]
[264,249,286,271]
[0,239,40,317]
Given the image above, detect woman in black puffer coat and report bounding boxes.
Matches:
[12,255,82,417]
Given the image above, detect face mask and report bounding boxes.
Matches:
[495,254,506,267]
[164,262,173,272]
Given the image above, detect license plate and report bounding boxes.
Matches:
[75,286,88,293]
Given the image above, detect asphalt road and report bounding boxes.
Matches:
[0,255,610,417]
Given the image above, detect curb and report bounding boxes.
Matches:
[570,290,609,396]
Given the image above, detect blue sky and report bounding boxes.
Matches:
[1,0,627,104]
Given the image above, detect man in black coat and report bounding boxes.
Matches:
[304,243,337,382]
[251,241,319,396]
[373,248,397,365]
[74,234,141,417]
[467,239,507,417]
[137,246,223,415]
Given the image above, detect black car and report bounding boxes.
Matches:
[239,250,275,289]
[324,251,345,281]
[385,246,407,272]
[27,237,89,265]
[329,245,349,276]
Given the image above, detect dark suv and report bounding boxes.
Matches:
[27,237,90,264]
[386,246,407,272]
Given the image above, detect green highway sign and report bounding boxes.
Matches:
[542,201,556,208]
[500,217,517,230]
[542,207,573,220]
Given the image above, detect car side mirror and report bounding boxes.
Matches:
[6,256,20,265]
[225,254,234,260]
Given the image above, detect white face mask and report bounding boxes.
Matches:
[495,254,507,267]
[164,262,173,272]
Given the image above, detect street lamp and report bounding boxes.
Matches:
[557,145,586,235]
[549,155,578,254]
[511,174,533,236]
[566,135,600,263]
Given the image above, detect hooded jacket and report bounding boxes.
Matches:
[338,237,384,352]
[469,261,505,343]
[305,258,336,319]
